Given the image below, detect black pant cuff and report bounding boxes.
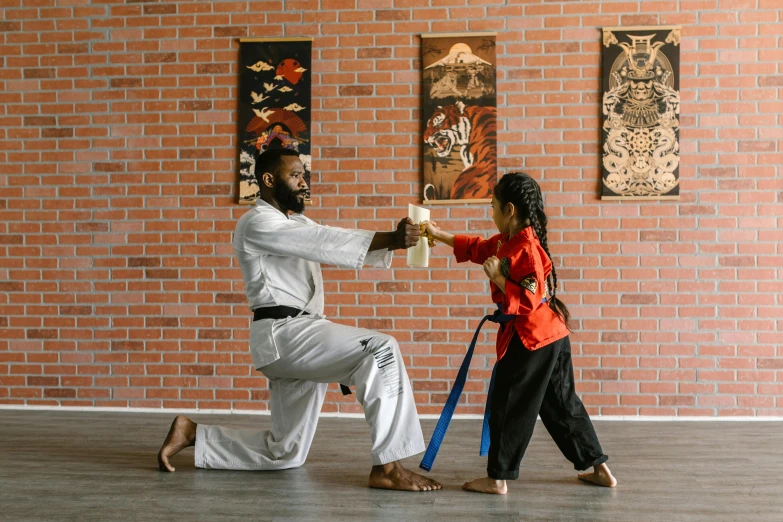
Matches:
[574,454,608,471]
[488,467,519,480]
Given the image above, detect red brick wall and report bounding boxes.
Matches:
[1,0,781,416]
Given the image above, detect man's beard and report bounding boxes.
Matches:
[274,182,307,214]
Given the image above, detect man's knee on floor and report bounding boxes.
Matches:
[271,443,310,469]
[285,454,308,469]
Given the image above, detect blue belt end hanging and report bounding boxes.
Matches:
[419,306,513,472]
[479,364,497,457]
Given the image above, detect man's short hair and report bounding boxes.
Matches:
[254,146,300,185]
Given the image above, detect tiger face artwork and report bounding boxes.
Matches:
[423,101,497,200]
[424,104,470,163]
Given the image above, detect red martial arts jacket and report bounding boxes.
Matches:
[453,226,570,360]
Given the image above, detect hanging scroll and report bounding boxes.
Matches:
[238,38,312,204]
[601,26,681,200]
[421,32,497,205]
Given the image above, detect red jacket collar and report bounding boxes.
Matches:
[498,226,536,253]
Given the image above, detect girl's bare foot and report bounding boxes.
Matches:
[157,415,197,472]
[462,476,507,495]
[578,463,617,487]
[368,461,442,492]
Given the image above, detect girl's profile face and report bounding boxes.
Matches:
[491,195,510,235]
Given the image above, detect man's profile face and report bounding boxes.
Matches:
[273,156,308,214]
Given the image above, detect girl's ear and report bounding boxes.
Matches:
[506,202,516,218]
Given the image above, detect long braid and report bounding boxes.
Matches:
[495,172,571,328]
[524,182,553,296]
[531,211,570,327]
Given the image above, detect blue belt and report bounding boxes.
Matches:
[419,303,516,472]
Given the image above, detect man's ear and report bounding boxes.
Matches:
[261,171,275,189]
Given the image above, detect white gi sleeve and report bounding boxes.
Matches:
[241,212,378,270]
[363,247,393,269]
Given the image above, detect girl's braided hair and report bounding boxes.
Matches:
[494,172,571,328]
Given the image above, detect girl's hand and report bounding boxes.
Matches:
[421,220,440,247]
[420,220,456,249]
[483,256,503,282]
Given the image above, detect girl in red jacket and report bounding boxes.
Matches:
[424,172,617,494]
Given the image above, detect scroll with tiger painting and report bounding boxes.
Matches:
[421,32,497,205]
[237,38,312,204]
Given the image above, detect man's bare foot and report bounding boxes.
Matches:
[157,415,197,472]
[462,476,508,495]
[368,461,442,492]
[578,463,617,487]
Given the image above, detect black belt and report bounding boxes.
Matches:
[252,305,352,396]
[253,305,310,322]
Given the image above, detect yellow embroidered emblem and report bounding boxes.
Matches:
[521,277,538,294]
[499,257,510,279]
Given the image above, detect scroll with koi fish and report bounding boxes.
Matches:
[238,38,312,204]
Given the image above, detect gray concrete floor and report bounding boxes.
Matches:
[1,410,781,521]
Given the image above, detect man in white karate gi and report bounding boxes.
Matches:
[157,147,441,492]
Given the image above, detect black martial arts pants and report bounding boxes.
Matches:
[487,333,608,480]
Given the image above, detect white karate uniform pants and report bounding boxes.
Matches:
[195,316,425,469]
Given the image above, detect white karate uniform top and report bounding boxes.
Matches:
[233,198,393,368]
[195,199,425,469]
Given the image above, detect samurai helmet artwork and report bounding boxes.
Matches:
[617,34,665,81]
